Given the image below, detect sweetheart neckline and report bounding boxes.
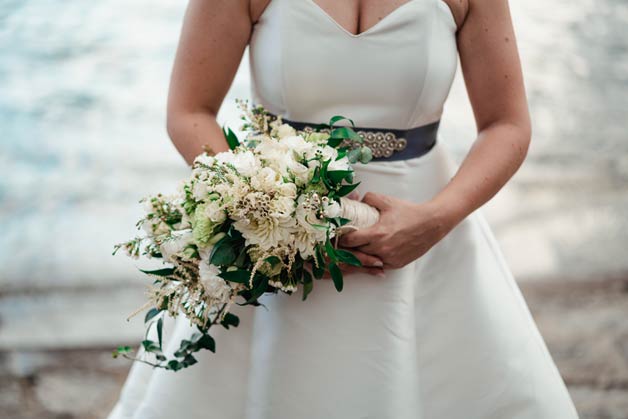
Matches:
[306,0,423,38]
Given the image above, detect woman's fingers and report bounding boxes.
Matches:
[350,249,384,268]
[321,263,385,279]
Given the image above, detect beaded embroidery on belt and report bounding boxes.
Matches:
[298,125,408,159]
[271,114,441,162]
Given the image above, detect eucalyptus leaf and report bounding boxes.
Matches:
[347,147,362,163]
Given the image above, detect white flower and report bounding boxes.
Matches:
[276,182,297,198]
[322,199,342,218]
[234,150,261,177]
[276,124,297,139]
[192,180,209,201]
[234,215,296,250]
[199,262,232,305]
[281,135,314,157]
[159,230,194,262]
[251,167,282,193]
[194,154,216,167]
[204,200,226,223]
[286,160,311,186]
[328,156,350,171]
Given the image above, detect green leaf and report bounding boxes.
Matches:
[210,236,237,266]
[167,360,183,371]
[264,256,281,267]
[327,170,352,184]
[330,127,362,142]
[329,262,344,292]
[329,115,355,128]
[197,334,216,353]
[220,312,240,329]
[333,217,352,226]
[156,317,163,349]
[336,182,360,197]
[245,274,269,304]
[141,339,161,352]
[218,269,252,284]
[144,307,161,323]
[311,166,321,184]
[234,246,248,268]
[335,249,362,267]
[139,268,175,277]
[222,126,240,150]
[182,354,198,367]
[312,245,325,279]
[324,238,337,263]
[302,270,314,301]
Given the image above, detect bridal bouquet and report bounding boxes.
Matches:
[113,100,378,371]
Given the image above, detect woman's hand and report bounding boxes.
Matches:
[321,249,385,279]
[338,192,458,269]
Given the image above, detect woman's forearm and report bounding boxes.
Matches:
[430,120,531,227]
[166,110,230,166]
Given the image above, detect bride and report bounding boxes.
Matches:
[109,0,579,418]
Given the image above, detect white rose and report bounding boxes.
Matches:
[276,124,297,139]
[231,150,260,177]
[287,160,311,185]
[281,135,314,157]
[328,156,350,171]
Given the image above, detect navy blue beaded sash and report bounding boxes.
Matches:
[274,115,439,161]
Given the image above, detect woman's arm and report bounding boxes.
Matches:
[431,0,531,225]
[339,0,530,269]
[166,0,252,165]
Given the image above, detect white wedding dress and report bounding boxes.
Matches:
[108,0,579,418]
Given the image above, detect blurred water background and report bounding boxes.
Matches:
[1,0,628,293]
[1,1,627,418]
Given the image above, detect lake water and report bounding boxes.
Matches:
[1,0,627,291]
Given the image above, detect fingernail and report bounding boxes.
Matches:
[376,272,386,278]
[373,261,384,267]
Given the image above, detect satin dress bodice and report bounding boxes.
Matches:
[249,0,458,129]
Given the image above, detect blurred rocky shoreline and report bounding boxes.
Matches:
[1,275,628,419]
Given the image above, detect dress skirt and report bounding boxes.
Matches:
[108,139,579,419]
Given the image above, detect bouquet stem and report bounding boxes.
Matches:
[339,197,379,231]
